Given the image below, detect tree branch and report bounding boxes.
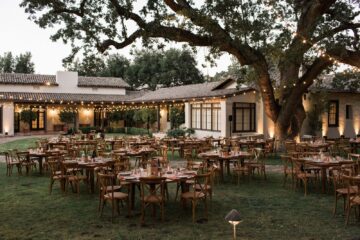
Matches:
[97,29,144,53]
[312,22,360,43]
[328,48,360,68]
[52,0,88,17]
[109,0,147,28]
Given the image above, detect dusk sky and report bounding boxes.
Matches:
[0,0,231,76]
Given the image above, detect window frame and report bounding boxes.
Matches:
[30,107,46,131]
[328,100,339,127]
[346,104,352,120]
[233,102,256,133]
[190,103,221,132]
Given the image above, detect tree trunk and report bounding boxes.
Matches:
[273,103,306,149]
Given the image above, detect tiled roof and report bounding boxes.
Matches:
[0,73,57,85]
[0,73,129,88]
[131,81,254,102]
[78,76,129,88]
[0,92,137,103]
[0,79,254,104]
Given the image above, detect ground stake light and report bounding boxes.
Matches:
[225,209,242,240]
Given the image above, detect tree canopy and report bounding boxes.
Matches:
[0,52,35,74]
[126,48,203,90]
[20,0,360,139]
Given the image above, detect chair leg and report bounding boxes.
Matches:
[345,206,351,225]
[192,200,196,223]
[49,179,54,194]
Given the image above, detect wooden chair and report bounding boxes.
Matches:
[233,157,250,185]
[170,141,181,160]
[139,176,166,225]
[62,162,89,196]
[348,153,360,175]
[343,175,360,225]
[48,158,67,194]
[280,155,294,187]
[331,167,358,216]
[3,150,21,176]
[246,148,266,179]
[16,151,36,175]
[153,145,168,168]
[292,157,317,196]
[181,173,210,223]
[98,173,130,222]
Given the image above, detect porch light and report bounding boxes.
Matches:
[225,209,242,240]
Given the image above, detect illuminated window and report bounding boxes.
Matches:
[328,100,339,127]
[191,103,220,131]
[31,107,45,130]
[233,103,256,132]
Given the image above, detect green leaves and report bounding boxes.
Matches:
[0,52,35,74]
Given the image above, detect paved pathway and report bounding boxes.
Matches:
[0,134,56,144]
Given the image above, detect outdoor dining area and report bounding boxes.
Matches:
[1,133,275,223]
[1,132,360,239]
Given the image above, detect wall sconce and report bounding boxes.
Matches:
[5,132,8,136]
[225,209,242,240]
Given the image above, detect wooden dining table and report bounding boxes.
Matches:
[199,151,252,181]
[118,171,196,210]
[301,157,354,193]
[64,159,114,193]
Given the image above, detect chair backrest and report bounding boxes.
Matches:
[62,162,79,175]
[139,176,166,203]
[48,159,62,177]
[16,151,29,162]
[193,173,211,197]
[97,173,117,195]
[285,141,297,153]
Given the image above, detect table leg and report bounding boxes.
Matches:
[321,168,327,193]
[89,169,95,193]
[219,159,224,181]
[226,160,231,176]
[130,183,136,210]
[38,157,43,175]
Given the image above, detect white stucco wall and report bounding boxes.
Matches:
[0,102,14,136]
[0,71,126,95]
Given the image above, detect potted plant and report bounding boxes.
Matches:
[59,110,76,134]
[20,110,37,133]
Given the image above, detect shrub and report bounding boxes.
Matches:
[126,127,152,136]
[167,128,186,138]
[59,111,76,125]
[78,126,98,134]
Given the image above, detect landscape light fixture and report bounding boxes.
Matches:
[225,209,242,240]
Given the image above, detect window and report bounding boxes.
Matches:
[191,104,201,129]
[30,107,45,130]
[233,103,256,132]
[191,103,221,131]
[346,105,352,119]
[328,100,339,127]
[0,106,2,133]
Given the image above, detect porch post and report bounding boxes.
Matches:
[157,104,161,132]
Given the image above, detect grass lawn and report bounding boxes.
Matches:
[0,162,359,240]
[0,138,359,239]
[0,138,40,152]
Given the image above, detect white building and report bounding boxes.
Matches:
[0,71,358,139]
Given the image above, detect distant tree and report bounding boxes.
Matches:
[102,54,130,78]
[331,70,360,91]
[0,52,35,74]
[107,111,124,123]
[14,52,35,73]
[65,53,106,77]
[125,49,204,90]
[0,52,15,73]
[20,110,37,131]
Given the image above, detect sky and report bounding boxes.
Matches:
[0,0,231,76]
